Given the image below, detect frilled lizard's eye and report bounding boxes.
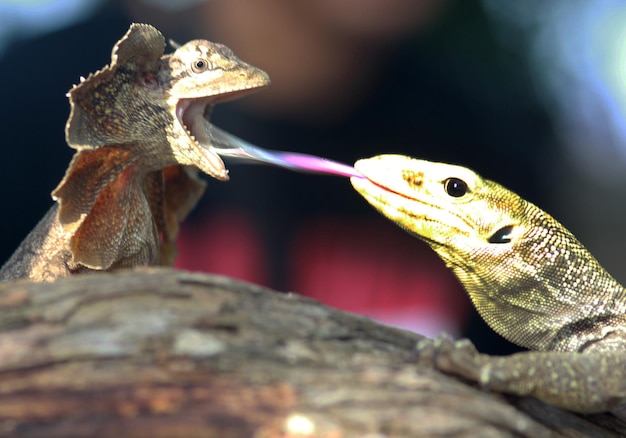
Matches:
[191,58,210,73]
[443,177,468,198]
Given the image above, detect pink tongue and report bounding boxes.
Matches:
[265,152,362,178]
[209,126,363,178]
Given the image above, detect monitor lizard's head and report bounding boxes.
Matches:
[351,155,526,262]
[351,154,625,351]
[65,23,270,181]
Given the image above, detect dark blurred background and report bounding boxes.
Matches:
[1,0,625,355]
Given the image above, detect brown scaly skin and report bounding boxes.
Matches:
[351,154,626,414]
[0,23,270,282]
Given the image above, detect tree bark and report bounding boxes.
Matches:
[0,268,622,437]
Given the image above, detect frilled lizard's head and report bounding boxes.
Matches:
[65,23,270,180]
[164,37,270,180]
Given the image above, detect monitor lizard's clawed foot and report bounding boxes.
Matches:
[416,334,484,384]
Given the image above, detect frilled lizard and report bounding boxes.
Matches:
[0,23,269,282]
[351,154,626,415]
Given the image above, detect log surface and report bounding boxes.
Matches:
[0,268,622,437]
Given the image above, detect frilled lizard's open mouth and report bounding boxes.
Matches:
[175,86,268,155]
[176,97,214,149]
[172,85,266,180]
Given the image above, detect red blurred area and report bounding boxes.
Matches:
[175,212,468,336]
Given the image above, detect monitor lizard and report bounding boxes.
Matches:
[0,23,270,282]
[351,154,626,414]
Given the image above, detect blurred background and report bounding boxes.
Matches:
[1,0,626,355]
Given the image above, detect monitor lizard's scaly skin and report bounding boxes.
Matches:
[0,24,270,282]
[352,154,626,413]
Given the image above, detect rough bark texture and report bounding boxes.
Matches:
[0,268,622,437]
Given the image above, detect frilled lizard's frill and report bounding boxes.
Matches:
[65,23,165,150]
[52,144,205,270]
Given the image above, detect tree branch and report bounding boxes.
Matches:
[0,268,620,437]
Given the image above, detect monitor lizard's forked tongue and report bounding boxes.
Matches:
[207,124,364,179]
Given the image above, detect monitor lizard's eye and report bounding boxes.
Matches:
[444,177,468,198]
[488,225,515,244]
[191,58,211,73]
